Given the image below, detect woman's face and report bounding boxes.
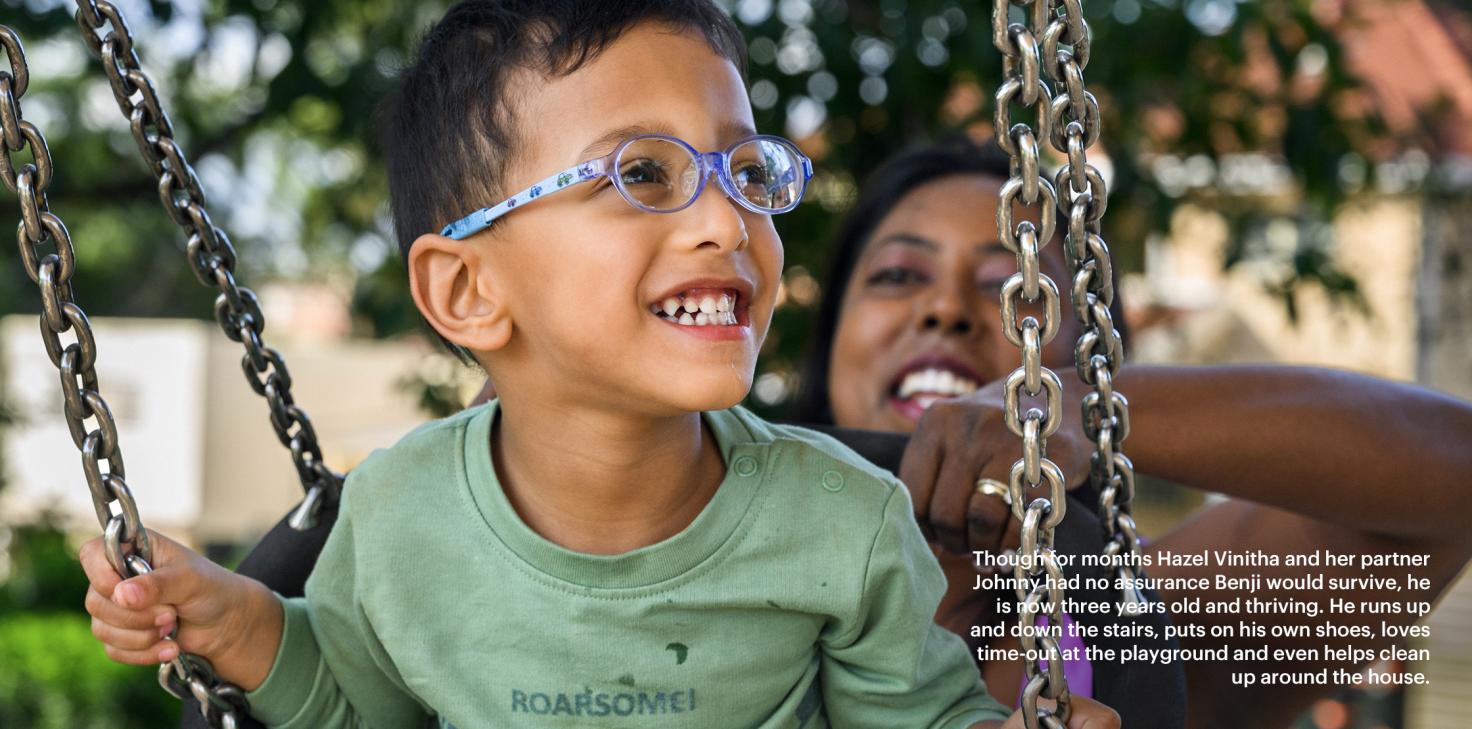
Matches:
[827,174,1079,432]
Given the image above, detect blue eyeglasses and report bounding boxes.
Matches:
[441,133,814,240]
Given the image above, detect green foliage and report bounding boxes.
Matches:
[0,1,1413,414]
[0,518,90,614]
[0,517,180,727]
[731,0,1393,392]
[0,612,182,729]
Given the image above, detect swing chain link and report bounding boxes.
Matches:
[1038,0,1146,606]
[991,1,1071,727]
[69,0,343,529]
[0,23,250,729]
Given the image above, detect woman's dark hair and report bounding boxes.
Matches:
[787,135,1128,424]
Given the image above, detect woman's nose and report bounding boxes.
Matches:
[919,288,978,336]
[921,311,973,335]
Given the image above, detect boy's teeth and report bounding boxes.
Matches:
[661,308,738,327]
[653,291,740,327]
[895,368,981,399]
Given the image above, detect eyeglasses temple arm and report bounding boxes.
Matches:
[440,158,610,240]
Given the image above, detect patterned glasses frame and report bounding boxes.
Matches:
[440,133,814,241]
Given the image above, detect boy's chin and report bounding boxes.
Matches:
[656,378,752,414]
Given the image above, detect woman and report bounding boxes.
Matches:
[789,137,1472,728]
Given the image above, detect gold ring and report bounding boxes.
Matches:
[976,477,1013,506]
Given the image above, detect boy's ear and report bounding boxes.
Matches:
[407,233,513,354]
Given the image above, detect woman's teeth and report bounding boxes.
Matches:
[653,292,737,327]
[895,368,980,401]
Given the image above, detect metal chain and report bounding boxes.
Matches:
[1038,0,1148,615]
[990,1,1071,727]
[69,0,341,532]
[0,24,248,729]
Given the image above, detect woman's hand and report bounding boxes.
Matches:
[79,529,283,691]
[991,696,1121,729]
[898,377,1093,556]
[971,696,1122,729]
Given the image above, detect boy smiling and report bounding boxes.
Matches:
[78,2,1118,727]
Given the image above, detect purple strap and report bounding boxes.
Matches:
[1016,611,1094,707]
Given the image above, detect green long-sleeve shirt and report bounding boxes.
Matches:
[246,400,1010,728]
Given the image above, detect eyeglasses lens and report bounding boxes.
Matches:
[613,136,805,213]
[615,137,698,212]
[729,139,803,212]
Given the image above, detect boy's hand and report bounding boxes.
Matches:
[979,696,1121,729]
[79,529,283,690]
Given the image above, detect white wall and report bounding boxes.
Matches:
[1,315,482,547]
[0,317,210,535]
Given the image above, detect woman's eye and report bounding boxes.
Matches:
[619,159,667,186]
[866,267,927,286]
[977,277,1009,292]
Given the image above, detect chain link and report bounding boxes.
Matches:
[69,0,342,532]
[990,1,1071,725]
[0,23,249,729]
[1036,0,1148,615]
[988,0,1146,721]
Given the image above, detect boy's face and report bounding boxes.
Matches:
[474,23,782,416]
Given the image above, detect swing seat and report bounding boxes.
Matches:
[177,424,1186,729]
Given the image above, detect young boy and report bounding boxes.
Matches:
[79,2,1119,727]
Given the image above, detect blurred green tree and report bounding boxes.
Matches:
[0,0,1415,413]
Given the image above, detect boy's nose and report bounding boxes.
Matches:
[683,166,748,253]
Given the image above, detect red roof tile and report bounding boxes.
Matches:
[1341,0,1472,154]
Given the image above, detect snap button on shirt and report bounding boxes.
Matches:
[733,455,760,477]
[821,470,845,492]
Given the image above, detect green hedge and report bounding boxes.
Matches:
[0,612,182,729]
[0,518,183,727]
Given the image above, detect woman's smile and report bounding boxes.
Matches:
[886,353,988,422]
[825,174,1077,432]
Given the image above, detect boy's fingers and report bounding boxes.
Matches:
[85,586,173,629]
[91,616,171,651]
[78,538,124,597]
[103,639,180,667]
[112,564,201,611]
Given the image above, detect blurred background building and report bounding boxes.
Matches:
[0,0,1469,727]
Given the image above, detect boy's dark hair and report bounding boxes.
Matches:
[382,0,746,362]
